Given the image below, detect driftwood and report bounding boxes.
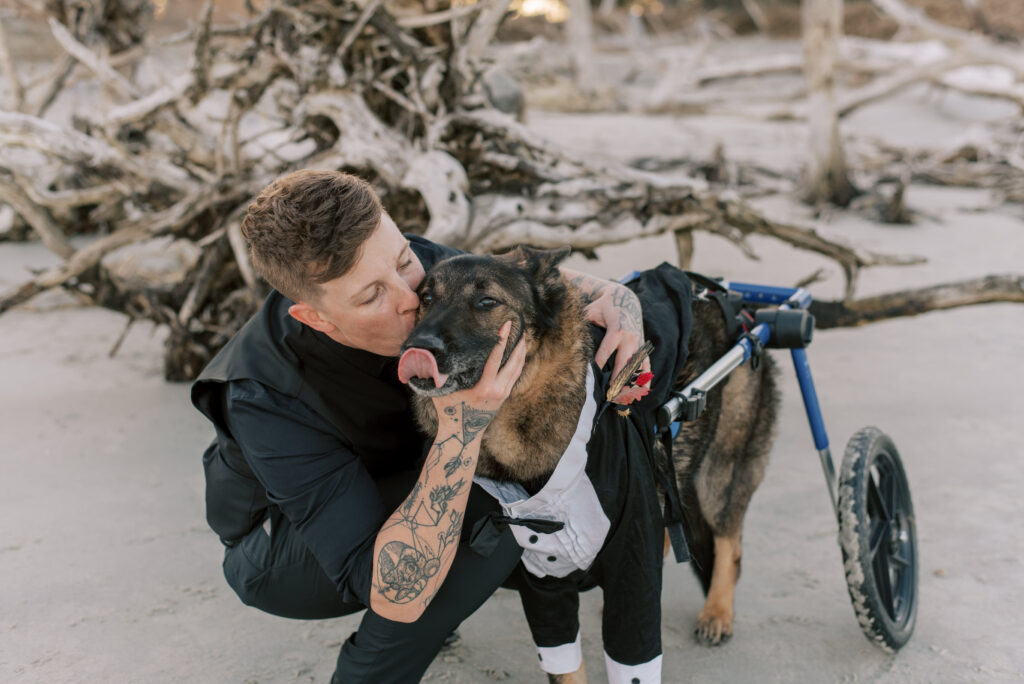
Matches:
[502,0,1024,121]
[810,274,1024,328]
[495,4,1022,225]
[802,0,856,205]
[0,0,1014,381]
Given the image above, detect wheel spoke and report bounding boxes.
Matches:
[869,517,887,555]
[873,548,895,616]
[882,460,898,524]
[868,470,890,522]
[890,551,910,568]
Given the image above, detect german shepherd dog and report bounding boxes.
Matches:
[399,246,779,678]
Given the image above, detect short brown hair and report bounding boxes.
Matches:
[241,170,383,302]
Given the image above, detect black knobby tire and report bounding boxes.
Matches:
[837,427,918,651]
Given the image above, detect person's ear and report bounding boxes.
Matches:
[288,302,337,334]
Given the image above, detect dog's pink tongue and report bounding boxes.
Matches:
[397,348,450,388]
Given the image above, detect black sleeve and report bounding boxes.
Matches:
[223,380,388,605]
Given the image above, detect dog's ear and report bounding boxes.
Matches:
[500,246,571,333]
[499,245,572,279]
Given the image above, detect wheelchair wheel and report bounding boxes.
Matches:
[837,427,918,652]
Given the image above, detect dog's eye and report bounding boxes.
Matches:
[420,292,433,306]
[476,297,497,310]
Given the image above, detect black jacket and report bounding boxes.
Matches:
[191,235,458,604]
[515,263,695,668]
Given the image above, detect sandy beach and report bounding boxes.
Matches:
[2,31,1024,682]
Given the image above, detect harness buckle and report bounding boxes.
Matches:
[739,331,765,371]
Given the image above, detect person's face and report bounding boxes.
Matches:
[287,214,425,357]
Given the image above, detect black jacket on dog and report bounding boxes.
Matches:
[486,264,695,679]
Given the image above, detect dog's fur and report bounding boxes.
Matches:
[403,246,779,668]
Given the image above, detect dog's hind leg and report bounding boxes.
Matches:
[692,360,779,646]
[695,535,742,645]
[668,381,720,605]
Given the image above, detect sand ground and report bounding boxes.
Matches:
[2,37,1024,684]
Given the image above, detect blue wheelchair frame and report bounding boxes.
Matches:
[625,273,918,651]
[624,275,839,515]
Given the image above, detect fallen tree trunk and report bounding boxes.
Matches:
[810,274,1024,328]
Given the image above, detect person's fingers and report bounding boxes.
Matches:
[582,301,606,328]
[480,321,512,381]
[594,330,619,370]
[498,335,525,378]
[496,336,527,394]
[608,333,646,380]
[608,337,638,379]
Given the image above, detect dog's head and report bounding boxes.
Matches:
[397,246,572,397]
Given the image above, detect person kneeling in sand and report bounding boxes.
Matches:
[190,170,647,682]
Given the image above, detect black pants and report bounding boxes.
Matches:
[222,478,521,683]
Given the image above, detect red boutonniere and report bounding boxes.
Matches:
[607,341,655,410]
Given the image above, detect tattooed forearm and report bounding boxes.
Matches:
[611,285,643,334]
[566,273,610,304]
[373,401,496,610]
[566,271,644,335]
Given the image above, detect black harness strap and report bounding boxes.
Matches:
[593,386,692,565]
[655,428,691,564]
[685,272,743,340]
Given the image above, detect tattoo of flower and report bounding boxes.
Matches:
[439,509,463,548]
[429,479,465,519]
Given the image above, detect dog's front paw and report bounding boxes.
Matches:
[694,607,733,646]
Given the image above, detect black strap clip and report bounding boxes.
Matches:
[739,331,764,371]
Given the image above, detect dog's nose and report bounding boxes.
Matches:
[403,332,445,355]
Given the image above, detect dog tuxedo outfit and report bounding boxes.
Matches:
[472,264,696,684]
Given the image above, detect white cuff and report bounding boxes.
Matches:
[604,651,662,684]
[536,630,583,675]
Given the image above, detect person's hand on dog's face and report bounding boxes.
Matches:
[429,320,526,440]
[584,284,652,383]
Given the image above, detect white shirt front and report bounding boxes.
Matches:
[474,366,609,578]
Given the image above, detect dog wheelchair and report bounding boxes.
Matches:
[626,273,919,652]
